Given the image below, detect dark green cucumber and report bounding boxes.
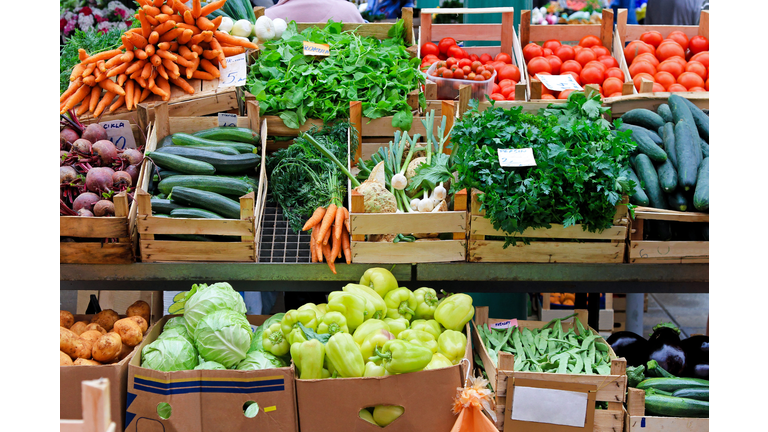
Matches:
[169,186,241,219]
[693,157,708,211]
[156,146,260,174]
[157,175,252,196]
[158,135,175,148]
[620,123,664,147]
[637,377,709,393]
[633,154,667,209]
[151,198,184,214]
[672,387,709,401]
[146,151,216,175]
[171,133,257,154]
[170,208,226,219]
[657,104,674,123]
[666,190,688,212]
[661,122,678,170]
[674,122,699,191]
[645,394,709,418]
[699,138,709,159]
[668,94,698,140]
[186,145,240,155]
[628,167,650,206]
[625,126,667,162]
[621,108,665,131]
[192,127,260,144]
[681,97,709,142]
[656,159,678,193]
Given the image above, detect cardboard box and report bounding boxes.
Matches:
[126,315,298,432]
[295,323,472,432]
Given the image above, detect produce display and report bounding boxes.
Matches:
[523,35,625,99]
[624,31,709,92]
[60,300,151,366]
[207,0,287,49]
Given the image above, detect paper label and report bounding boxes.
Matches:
[498,148,537,167]
[511,386,589,427]
[535,73,584,91]
[218,53,247,88]
[99,120,137,150]
[218,112,238,127]
[490,319,518,329]
[303,41,330,56]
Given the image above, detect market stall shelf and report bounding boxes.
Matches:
[625,387,708,432]
[629,207,709,263]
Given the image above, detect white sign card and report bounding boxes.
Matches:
[510,386,589,427]
[218,112,238,127]
[490,319,518,330]
[498,148,537,167]
[99,120,136,150]
[218,53,247,88]
[535,73,584,91]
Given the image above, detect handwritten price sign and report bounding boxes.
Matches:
[303,41,330,56]
[218,113,238,127]
[535,73,583,91]
[99,120,136,150]
[218,53,247,88]
[498,148,537,168]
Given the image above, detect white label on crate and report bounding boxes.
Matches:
[498,148,536,167]
[219,53,247,88]
[99,120,136,150]
[511,386,588,427]
[535,73,584,91]
[490,319,518,329]
[303,41,330,56]
[218,112,238,127]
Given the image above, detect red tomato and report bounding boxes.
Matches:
[590,45,610,58]
[423,54,439,63]
[527,57,552,75]
[561,71,581,85]
[667,83,688,92]
[656,41,685,62]
[501,85,515,99]
[623,40,654,64]
[667,31,689,51]
[629,60,656,78]
[633,73,655,91]
[654,71,676,90]
[543,48,553,57]
[545,55,563,75]
[574,48,597,66]
[452,68,464,80]
[602,77,623,96]
[633,52,660,68]
[441,69,453,79]
[652,82,666,92]
[522,43,544,63]
[447,45,466,59]
[543,40,561,52]
[639,31,663,48]
[604,67,625,81]
[689,51,708,68]
[476,66,486,75]
[471,61,482,72]
[495,52,513,64]
[598,55,619,69]
[688,86,707,92]
[685,61,707,80]
[490,93,505,101]
[462,65,472,75]
[498,65,521,82]
[688,36,709,56]
[505,92,516,101]
[499,79,516,89]
[491,61,507,72]
[438,38,457,55]
[421,42,439,58]
[579,35,602,48]
[557,89,574,99]
[555,45,575,62]
[608,92,624,98]
[657,59,685,78]
[585,60,607,73]
[481,70,492,80]
[469,54,480,62]
[677,72,705,90]
[446,57,458,68]
[474,74,486,82]
[541,94,556,100]
[467,72,476,80]
[480,53,493,64]
[561,60,583,75]
[580,67,604,85]
[492,83,501,93]
[458,58,472,69]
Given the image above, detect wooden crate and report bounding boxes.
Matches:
[628,207,709,264]
[468,189,629,263]
[614,9,709,96]
[519,8,633,101]
[135,101,266,262]
[540,293,615,333]
[603,92,708,115]
[60,121,147,264]
[625,387,708,432]
[473,307,627,431]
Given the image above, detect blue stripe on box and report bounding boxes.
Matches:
[134,383,285,396]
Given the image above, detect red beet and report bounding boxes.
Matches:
[72,139,93,155]
[81,124,108,143]
[73,192,100,213]
[77,209,94,217]
[93,140,118,165]
[60,128,79,150]
[124,164,140,185]
[93,200,116,217]
[61,166,78,184]
[113,171,132,189]
[86,167,114,195]
[121,148,144,165]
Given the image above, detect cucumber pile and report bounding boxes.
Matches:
[147,127,261,225]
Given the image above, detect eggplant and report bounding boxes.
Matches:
[647,323,686,376]
[606,331,649,367]
[680,335,709,379]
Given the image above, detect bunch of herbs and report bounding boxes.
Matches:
[60,27,125,93]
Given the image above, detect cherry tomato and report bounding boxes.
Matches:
[458,58,472,69]
[438,38,457,55]
[446,57,458,68]
[480,53,493,63]
[495,52,512,64]
[469,54,480,62]
[447,45,466,59]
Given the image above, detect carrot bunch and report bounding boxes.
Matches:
[59,0,257,117]
[302,204,351,274]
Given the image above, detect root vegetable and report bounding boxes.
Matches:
[78,209,94,217]
[127,316,148,334]
[113,171,133,190]
[121,148,144,166]
[80,330,104,346]
[91,310,119,331]
[124,164,140,186]
[86,167,114,195]
[70,321,89,335]
[92,333,122,363]
[72,139,93,155]
[74,358,102,366]
[61,351,74,366]
[60,311,75,329]
[126,300,151,323]
[93,200,116,217]
[113,318,143,347]
[72,192,100,213]
[92,140,118,165]
[84,323,107,335]
[81,123,108,143]
[60,128,80,149]
[60,166,78,184]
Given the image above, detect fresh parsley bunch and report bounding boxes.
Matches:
[451,93,636,247]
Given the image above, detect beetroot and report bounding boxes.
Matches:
[72,139,93,155]
[93,200,116,217]
[77,209,94,217]
[60,128,79,150]
[121,148,144,166]
[73,192,100,213]
[81,124,108,143]
[93,140,118,165]
[113,171,132,189]
[124,164,140,185]
[61,166,78,184]
[86,167,114,195]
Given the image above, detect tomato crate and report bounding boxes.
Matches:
[134,101,267,262]
[625,388,708,432]
[519,8,634,101]
[467,189,629,263]
[418,7,528,102]
[628,207,709,264]
[60,121,147,264]
[472,307,627,432]
[613,9,709,96]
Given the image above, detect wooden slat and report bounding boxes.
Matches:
[294,23,398,40]
[60,243,134,264]
[351,240,466,263]
[634,209,709,223]
[530,25,602,44]
[627,388,645,417]
[627,416,709,432]
[165,116,251,134]
[470,216,627,240]
[428,24,503,43]
[630,241,708,260]
[60,217,130,238]
[349,211,466,235]
[469,240,625,263]
[140,241,256,262]
[137,216,254,236]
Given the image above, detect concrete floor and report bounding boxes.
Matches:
[643,293,709,338]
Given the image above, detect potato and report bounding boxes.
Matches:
[70,321,89,336]
[60,351,74,366]
[74,358,102,366]
[126,300,151,323]
[84,323,107,335]
[79,330,103,346]
[71,338,92,359]
[60,327,79,357]
[60,310,75,329]
[113,318,143,347]
[92,332,122,363]
[118,343,134,361]
[91,309,119,331]
[127,316,148,334]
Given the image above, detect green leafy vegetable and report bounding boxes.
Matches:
[60,27,125,93]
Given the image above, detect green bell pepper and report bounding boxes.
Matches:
[291,339,325,379]
[373,405,404,427]
[298,303,325,321]
[397,329,438,353]
[352,319,389,346]
[370,339,433,374]
[360,267,399,298]
[287,327,308,345]
[262,322,290,357]
[342,283,388,320]
[321,368,331,378]
[413,287,439,320]
[437,329,467,364]
[316,303,328,315]
[316,311,349,335]
[327,291,375,332]
[384,287,417,321]
[364,361,387,377]
[325,332,365,377]
[434,293,474,331]
[281,308,318,336]
[424,352,454,370]
[359,408,377,425]
[409,319,442,340]
[360,329,396,360]
[383,317,409,338]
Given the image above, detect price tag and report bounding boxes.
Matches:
[303,41,330,56]
[490,319,518,330]
[99,120,136,150]
[218,53,247,88]
[218,113,238,127]
[511,386,589,427]
[535,73,584,91]
[498,148,537,168]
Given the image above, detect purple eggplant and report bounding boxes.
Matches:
[647,323,686,376]
[606,331,649,367]
[680,335,708,379]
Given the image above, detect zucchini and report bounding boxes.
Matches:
[151,198,184,214]
[158,175,252,196]
[625,126,667,162]
[170,208,226,219]
[699,138,709,159]
[158,135,174,149]
[169,186,242,219]
[157,168,182,179]
[693,157,708,211]
[621,108,665,131]
[657,104,674,123]
[633,154,667,209]
[656,159,678,193]
[156,146,260,174]
[171,133,257,154]
[186,145,241,155]
[674,121,699,191]
[192,127,260,144]
[672,387,709,401]
[668,94,698,140]
[620,123,664,147]
[681,97,709,142]
[661,122,678,170]
[146,151,216,175]
[666,190,688,212]
[627,167,650,206]
[645,394,709,418]
[637,377,709,393]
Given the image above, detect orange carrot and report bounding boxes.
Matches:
[125,80,135,110]
[134,80,143,103]
[202,49,221,60]
[175,53,195,69]
[313,223,323,263]
[109,95,126,113]
[126,59,146,75]
[162,58,181,79]
[106,61,130,78]
[334,206,345,242]
[343,207,350,233]
[178,28,194,45]
[155,13,170,23]
[134,48,148,60]
[150,54,163,67]
[221,46,246,57]
[310,234,317,263]
[154,20,176,36]
[214,31,258,49]
[330,228,342,269]
[149,78,169,100]
[341,226,351,264]
[135,76,148,89]
[188,32,206,46]
[141,62,153,79]
[191,70,215,80]
[173,0,190,13]
[153,0,164,6]
[196,15,215,31]
[94,68,108,83]
[159,28,183,42]
[157,41,171,51]
[120,50,135,63]
[76,99,90,116]
[322,242,336,274]
[137,9,151,38]
[317,204,337,246]
[192,0,201,18]
[208,37,226,68]
[143,5,161,16]
[178,45,197,60]
[139,86,152,103]
[117,73,128,87]
[145,44,156,57]
[189,44,204,56]
[70,64,86,81]
[96,60,107,73]
[78,48,88,61]
[183,10,195,26]
[126,32,148,49]
[82,75,96,86]
[93,91,116,118]
[61,84,91,113]
[199,58,220,78]
[121,34,134,52]
[148,30,159,45]
[145,14,159,26]
[170,76,195,94]
[202,30,214,43]
[161,4,174,14]
[200,0,226,16]
[82,62,97,78]
[156,49,178,62]
[88,85,101,113]
[60,78,83,102]
[303,207,327,231]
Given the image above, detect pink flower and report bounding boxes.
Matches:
[80,6,92,16]
[94,14,107,23]
[114,8,126,19]
[60,18,67,31]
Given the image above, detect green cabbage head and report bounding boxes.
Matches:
[236,350,288,371]
[184,282,246,335]
[141,336,199,371]
[193,309,253,369]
